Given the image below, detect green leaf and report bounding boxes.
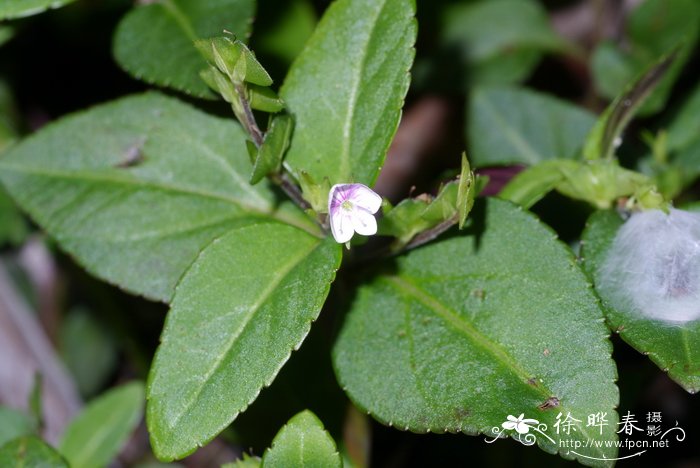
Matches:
[113,0,255,98]
[667,82,700,152]
[254,0,317,65]
[591,0,699,116]
[468,86,596,167]
[0,436,68,467]
[0,408,35,446]
[0,0,76,20]
[581,210,700,393]
[499,160,578,208]
[0,186,27,246]
[583,50,680,161]
[0,93,315,302]
[59,308,118,398]
[280,0,417,186]
[147,225,341,460]
[442,0,573,86]
[223,453,261,468]
[250,114,294,185]
[0,27,14,47]
[59,382,144,468]
[334,199,619,466]
[261,410,341,468]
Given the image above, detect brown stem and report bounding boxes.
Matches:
[272,173,311,211]
[401,215,458,252]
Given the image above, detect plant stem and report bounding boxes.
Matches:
[401,215,458,252]
[233,84,311,212]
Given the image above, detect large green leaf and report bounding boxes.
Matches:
[147,224,341,460]
[59,382,144,468]
[261,410,341,468]
[442,0,571,86]
[0,0,76,20]
[334,199,619,466]
[113,0,255,98]
[0,436,68,468]
[280,0,416,186]
[0,93,314,302]
[468,86,596,167]
[581,210,700,393]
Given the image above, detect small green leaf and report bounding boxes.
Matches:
[250,114,294,185]
[195,37,273,87]
[248,85,284,113]
[223,453,261,468]
[147,225,341,460]
[468,86,596,167]
[281,0,417,186]
[442,0,574,86]
[0,408,35,446]
[59,308,118,398]
[0,93,314,302]
[255,0,317,65]
[667,82,700,152]
[0,436,68,467]
[456,153,475,229]
[334,198,619,466]
[261,410,341,468]
[499,160,578,209]
[591,0,700,115]
[113,0,255,98]
[59,382,144,468]
[0,0,76,20]
[584,49,680,161]
[582,210,700,393]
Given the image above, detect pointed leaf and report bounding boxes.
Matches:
[0,0,76,20]
[280,0,417,185]
[147,225,341,460]
[0,93,315,302]
[334,199,619,466]
[468,86,596,167]
[261,410,341,468]
[499,160,577,208]
[583,50,680,161]
[59,382,144,468]
[113,0,255,98]
[250,114,294,185]
[582,210,700,393]
[0,436,67,467]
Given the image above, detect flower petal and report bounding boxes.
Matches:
[515,423,530,435]
[351,207,378,236]
[502,421,517,430]
[350,183,382,213]
[330,210,354,243]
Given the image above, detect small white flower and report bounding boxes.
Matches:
[328,183,382,244]
[502,414,539,434]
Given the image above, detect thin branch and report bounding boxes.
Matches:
[401,215,458,252]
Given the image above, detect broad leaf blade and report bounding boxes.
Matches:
[334,199,619,466]
[442,0,572,86]
[147,224,341,460]
[469,86,596,167]
[113,0,255,98]
[59,382,144,468]
[280,0,417,186]
[0,0,76,20]
[582,210,700,393]
[261,410,341,468]
[0,93,314,302]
